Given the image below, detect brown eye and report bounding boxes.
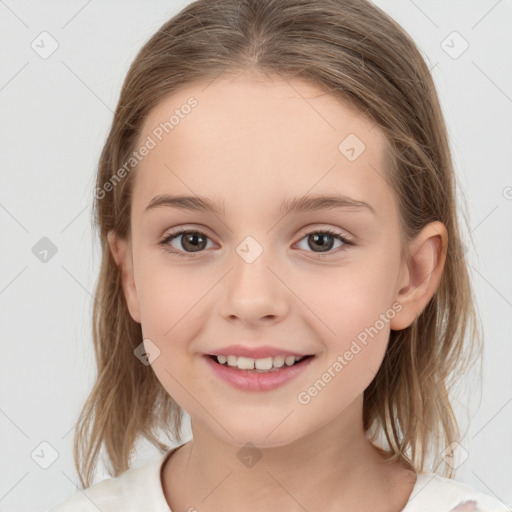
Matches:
[160,229,212,256]
[307,233,336,252]
[178,232,208,252]
[296,229,353,257]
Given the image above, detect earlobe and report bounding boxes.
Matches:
[390,221,448,331]
[107,230,142,324]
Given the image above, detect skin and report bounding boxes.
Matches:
[108,71,448,512]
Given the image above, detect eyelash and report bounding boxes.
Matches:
[158,227,354,259]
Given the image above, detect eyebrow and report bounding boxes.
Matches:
[144,193,375,217]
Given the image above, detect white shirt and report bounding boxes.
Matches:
[50,447,511,512]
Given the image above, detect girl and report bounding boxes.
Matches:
[51,0,510,511]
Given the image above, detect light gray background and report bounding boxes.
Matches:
[0,1,511,510]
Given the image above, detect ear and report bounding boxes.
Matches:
[390,221,448,331]
[107,230,141,324]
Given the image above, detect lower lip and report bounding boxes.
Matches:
[203,355,314,392]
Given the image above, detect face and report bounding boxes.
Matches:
[110,72,444,449]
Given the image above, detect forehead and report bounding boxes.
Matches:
[132,73,394,219]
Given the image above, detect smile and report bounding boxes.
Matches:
[204,354,315,392]
[210,354,309,372]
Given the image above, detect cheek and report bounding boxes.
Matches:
[134,261,218,396]
[135,258,203,333]
[294,265,397,411]
[289,254,399,390]
[293,253,399,334]
[135,264,208,408]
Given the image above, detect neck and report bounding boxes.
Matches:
[161,396,416,512]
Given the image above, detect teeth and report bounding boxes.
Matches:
[273,355,285,368]
[285,356,296,366]
[237,356,255,370]
[215,354,305,371]
[255,357,273,370]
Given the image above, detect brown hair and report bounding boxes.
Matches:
[75,0,483,488]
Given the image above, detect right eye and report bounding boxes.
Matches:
[159,228,214,257]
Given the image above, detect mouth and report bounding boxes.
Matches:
[206,354,315,373]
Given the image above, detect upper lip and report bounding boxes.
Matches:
[206,344,309,359]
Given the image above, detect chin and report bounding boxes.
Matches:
[202,416,305,450]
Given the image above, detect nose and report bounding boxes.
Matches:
[218,242,290,326]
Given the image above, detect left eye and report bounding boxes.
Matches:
[295,229,353,256]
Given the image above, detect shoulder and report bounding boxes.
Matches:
[403,472,511,512]
[49,450,174,512]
